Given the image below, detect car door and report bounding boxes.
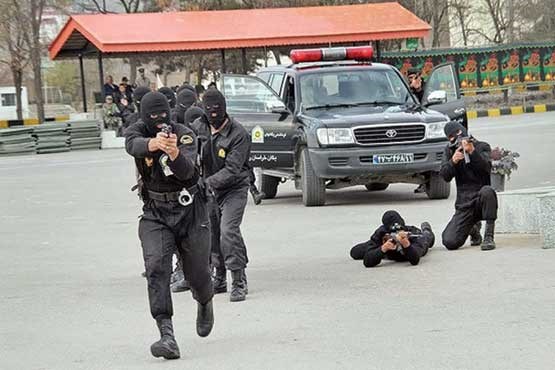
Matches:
[221,74,296,169]
[423,62,468,128]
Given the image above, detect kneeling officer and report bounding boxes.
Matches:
[350,211,435,267]
[125,91,214,360]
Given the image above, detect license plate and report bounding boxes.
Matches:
[373,153,414,164]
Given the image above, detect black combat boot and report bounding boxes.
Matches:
[212,268,227,294]
[420,222,435,248]
[249,186,265,206]
[171,278,190,293]
[470,222,483,246]
[196,299,214,338]
[150,318,180,360]
[230,270,246,302]
[481,221,496,251]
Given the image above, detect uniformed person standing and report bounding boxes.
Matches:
[125,91,214,359]
[440,122,498,251]
[194,88,251,302]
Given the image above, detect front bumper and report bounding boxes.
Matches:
[308,141,447,179]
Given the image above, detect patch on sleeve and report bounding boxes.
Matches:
[218,148,226,158]
[180,135,194,145]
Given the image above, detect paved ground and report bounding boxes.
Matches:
[1,112,554,370]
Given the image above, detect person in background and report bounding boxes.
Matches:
[407,67,425,103]
[115,84,134,135]
[102,95,121,132]
[103,75,118,98]
[135,67,151,88]
[122,76,133,96]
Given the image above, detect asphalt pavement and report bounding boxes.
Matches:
[1,112,554,370]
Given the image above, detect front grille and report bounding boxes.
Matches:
[353,124,426,145]
[329,157,349,166]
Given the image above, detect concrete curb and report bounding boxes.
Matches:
[467,103,555,119]
[0,115,71,129]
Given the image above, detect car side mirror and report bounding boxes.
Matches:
[425,90,447,106]
[271,106,290,121]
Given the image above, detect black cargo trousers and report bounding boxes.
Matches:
[442,185,498,250]
[208,185,249,271]
[139,195,214,320]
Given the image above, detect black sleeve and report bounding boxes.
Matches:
[206,131,251,190]
[402,243,421,266]
[439,144,456,182]
[167,128,198,181]
[124,122,152,159]
[362,227,386,267]
[469,141,492,176]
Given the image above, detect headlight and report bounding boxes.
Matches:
[426,121,448,139]
[316,128,355,145]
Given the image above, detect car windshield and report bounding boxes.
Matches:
[300,69,413,112]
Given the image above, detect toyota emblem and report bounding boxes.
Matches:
[385,129,398,138]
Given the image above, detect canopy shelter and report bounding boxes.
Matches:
[49,2,430,112]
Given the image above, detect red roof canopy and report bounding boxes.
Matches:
[49,2,430,60]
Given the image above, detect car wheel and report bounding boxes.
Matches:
[260,174,280,199]
[365,183,389,191]
[300,147,326,206]
[426,173,451,199]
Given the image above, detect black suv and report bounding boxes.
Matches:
[220,47,467,206]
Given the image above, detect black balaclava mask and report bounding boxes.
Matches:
[140,92,170,136]
[176,89,198,123]
[202,88,227,129]
[382,210,406,230]
[444,122,468,144]
[184,106,205,125]
[177,83,196,94]
[132,86,150,110]
[158,87,176,109]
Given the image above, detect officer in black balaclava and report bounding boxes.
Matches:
[350,210,435,267]
[184,106,205,126]
[175,89,198,126]
[158,86,177,109]
[124,86,150,129]
[192,88,251,302]
[177,83,197,94]
[124,91,214,360]
[440,121,498,251]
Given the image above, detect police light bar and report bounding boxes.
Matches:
[290,46,373,64]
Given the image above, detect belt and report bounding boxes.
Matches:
[148,185,199,202]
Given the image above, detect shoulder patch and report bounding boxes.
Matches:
[218,148,226,158]
[180,135,194,145]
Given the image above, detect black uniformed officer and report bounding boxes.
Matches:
[125,91,214,360]
[350,211,435,267]
[440,122,498,251]
[175,89,199,126]
[193,88,251,302]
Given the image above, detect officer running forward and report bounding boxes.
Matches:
[350,210,435,267]
[440,122,498,251]
[125,91,214,360]
[194,88,251,302]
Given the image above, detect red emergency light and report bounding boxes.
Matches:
[290,46,373,64]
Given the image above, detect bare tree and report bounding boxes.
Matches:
[0,0,30,120]
[10,0,48,124]
[449,0,473,46]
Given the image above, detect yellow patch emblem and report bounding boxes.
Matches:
[145,157,154,167]
[218,148,226,158]
[180,135,193,145]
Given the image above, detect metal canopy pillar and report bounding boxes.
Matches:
[221,49,227,74]
[78,54,87,112]
[98,52,104,100]
[241,48,248,74]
